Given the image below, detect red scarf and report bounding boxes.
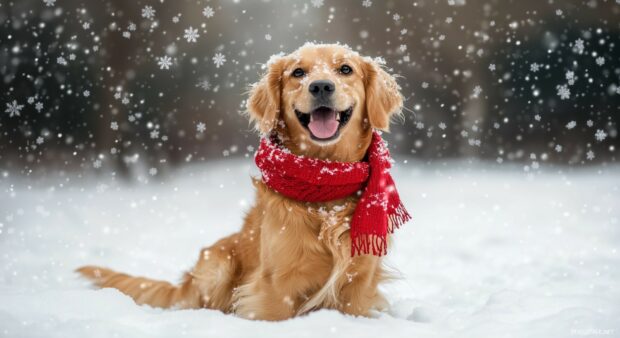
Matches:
[254,131,411,257]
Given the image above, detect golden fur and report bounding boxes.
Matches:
[77,43,403,321]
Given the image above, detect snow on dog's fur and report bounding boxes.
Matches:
[77,43,403,321]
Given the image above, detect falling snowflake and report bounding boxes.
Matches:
[57,56,67,65]
[172,16,180,23]
[149,168,158,176]
[142,6,156,20]
[393,13,401,21]
[157,55,172,70]
[530,63,540,72]
[586,150,595,161]
[362,0,372,7]
[93,159,102,169]
[34,102,44,112]
[83,90,90,97]
[202,6,215,18]
[43,0,56,6]
[595,56,605,66]
[557,84,570,100]
[554,144,562,152]
[595,129,608,142]
[265,34,272,41]
[573,38,585,54]
[438,122,447,130]
[196,122,206,133]
[311,0,324,8]
[110,122,119,130]
[36,136,44,145]
[472,85,482,98]
[212,53,226,68]
[566,121,577,129]
[184,27,199,43]
[5,100,24,117]
[488,63,496,71]
[196,79,211,91]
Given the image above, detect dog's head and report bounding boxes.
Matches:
[247,43,402,162]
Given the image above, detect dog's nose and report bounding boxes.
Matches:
[309,80,335,98]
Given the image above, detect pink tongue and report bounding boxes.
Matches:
[308,110,339,139]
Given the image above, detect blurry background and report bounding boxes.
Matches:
[1,0,619,178]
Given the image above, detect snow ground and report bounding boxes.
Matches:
[0,159,619,338]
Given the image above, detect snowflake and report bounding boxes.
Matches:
[184,27,199,43]
[265,34,272,41]
[574,38,584,54]
[36,136,44,145]
[83,90,90,97]
[122,31,131,39]
[202,6,215,18]
[586,150,595,161]
[157,55,172,70]
[172,16,180,23]
[142,6,156,20]
[554,144,562,152]
[393,13,401,21]
[472,85,482,98]
[438,122,447,130]
[399,44,407,52]
[43,0,56,6]
[196,79,211,91]
[27,96,35,104]
[421,82,429,89]
[595,56,605,66]
[110,122,118,130]
[587,119,594,127]
[57,56,67,65]
[34,102,43,112]
[595,129,608,142]
[128,23,136,31]
[566,121,576,129]
[83,22,90,29]
[311,0,324,8]
[566,71,574,81]
[5,100,24,117]
[93,159,102,169]
[362,0,372,7]
[488,63,496,71]
[212,53,226,68]
[149,168,158,176]
[530,63,540,72]
[150,130,160,139]
[196,122,206,133]
[557,84,570,100]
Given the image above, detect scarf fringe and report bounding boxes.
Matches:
[351,202,412,257]
[351,234,388,257]
[387,202,412,233]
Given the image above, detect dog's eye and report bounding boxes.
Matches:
[339,64,353,75]
[292,68,305,78]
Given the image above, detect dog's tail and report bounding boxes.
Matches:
[76,265,202,309]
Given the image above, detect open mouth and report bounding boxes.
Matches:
[294,106,353,141]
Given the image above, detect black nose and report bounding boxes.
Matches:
[309,80,335,98]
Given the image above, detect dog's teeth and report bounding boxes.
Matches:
[310,114,314,122]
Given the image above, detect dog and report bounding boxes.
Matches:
[77,43,403,321]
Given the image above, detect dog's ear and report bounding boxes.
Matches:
[363,58,403,131]
[247,57,286,134]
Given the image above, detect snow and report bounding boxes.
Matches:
[1,159,619,337]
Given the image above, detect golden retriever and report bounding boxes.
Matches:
[77,43,403,321]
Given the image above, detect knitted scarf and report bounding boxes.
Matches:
[254,131,411,257]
